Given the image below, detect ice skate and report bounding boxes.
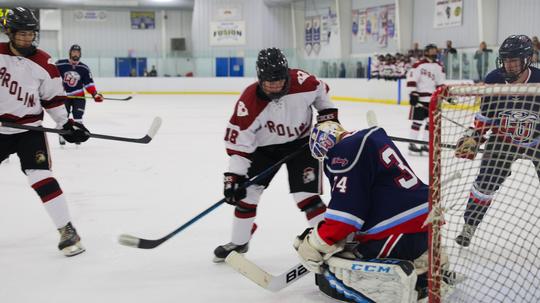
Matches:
[455,224,477,247]
[408,143,424,156]
[420,144,429,153]
[58,222,85,257]
[213,242,248,263]
[59,135,66,147]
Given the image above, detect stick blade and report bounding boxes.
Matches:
[366,110,378,127]
[225,251,273,289]
[118,234,141,248]
[147,116,162,139]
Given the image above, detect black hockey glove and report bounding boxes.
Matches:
[409,92,420,106]
[61,120,90,143]
[223,173,248,205]
[316,108,339,123]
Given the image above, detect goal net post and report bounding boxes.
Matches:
[428,84,540,302]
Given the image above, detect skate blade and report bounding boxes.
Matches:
[62,242,86,257]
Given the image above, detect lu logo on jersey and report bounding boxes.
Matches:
[63,71,81,88]
[498,110,538,143]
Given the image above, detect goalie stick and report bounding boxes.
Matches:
[68,95,133,101]
[225,251,309,292]
[118,142,309,249]
[0,116,162,144]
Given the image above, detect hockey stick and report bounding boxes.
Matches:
[68,95,133,101]
[118,142,309,249]
[366,110,458,149]
[225,251,309,292]
[0,116,162,144]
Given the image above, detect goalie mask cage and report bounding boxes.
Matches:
[428,84,540,303]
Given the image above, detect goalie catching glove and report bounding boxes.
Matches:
[293,226,344,274]
[455,128,485,160]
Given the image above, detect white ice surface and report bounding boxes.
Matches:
[0,95,426,303]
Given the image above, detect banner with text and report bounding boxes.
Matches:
[209,21,246,46]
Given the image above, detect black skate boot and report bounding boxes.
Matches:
[213,242,249,263]
[421,144,429,153]
[455,224,477,247]
[58,222,85,257]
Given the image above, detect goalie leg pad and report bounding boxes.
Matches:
[318,257,418,303]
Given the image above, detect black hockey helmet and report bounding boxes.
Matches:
[256,48,290,100]
[2,7,39,57]
[497,34,533,82]
[69,44,82,61]
[424,43,438,61]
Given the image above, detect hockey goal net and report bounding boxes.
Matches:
[428,84,540,302]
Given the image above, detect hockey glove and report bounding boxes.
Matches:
[455,128,484,160]
[409,92,420,106]
[93,93,104,102]
[223,173,248,205]
[316,108,339,123]
[61,120,90,143]
[293,226,344,274]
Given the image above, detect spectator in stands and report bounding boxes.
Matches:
[329,62,338,78]
[443,40,459,79]
[338,63,346,78]
[409,42,423,59]
[356,61,364,78]
[148,65,158,77]
[474,41,492,82]
[129,68,137,77]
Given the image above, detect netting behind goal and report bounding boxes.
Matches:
[428,84,540,303]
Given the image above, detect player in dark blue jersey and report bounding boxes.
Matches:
[294,121,432,301]
[454,34,540,247]
[56,44,103,145]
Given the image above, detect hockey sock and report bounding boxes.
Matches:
[410,121,422,139]
[464,189,492,226]
[26,169,71,229]
[231,201,258,245]
[294,193,327,226]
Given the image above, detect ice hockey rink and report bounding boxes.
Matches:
[0,95,431,303]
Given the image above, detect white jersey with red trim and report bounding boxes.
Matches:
[0,42,68,135]
[406,59,445,102]
[225,69,335,175]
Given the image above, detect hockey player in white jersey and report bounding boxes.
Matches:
[406,44,445,154]
[214,48,339,262]
[0,8,89,256]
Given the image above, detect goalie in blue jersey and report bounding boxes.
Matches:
[294,121,435,302]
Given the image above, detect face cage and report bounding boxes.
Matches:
[8,29,39,56]
[496,56,531,82]
[309,127,336,161]
[259,75,290,101]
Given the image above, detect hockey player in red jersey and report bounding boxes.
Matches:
[0,7,89,256]
[213,48,339,262]
[406,44,445,155]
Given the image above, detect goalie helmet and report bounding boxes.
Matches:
[497,34,533,82]
[2,7,39,57]
[309,121,347,161]
[256,48,290,100]
[69,44,82,62]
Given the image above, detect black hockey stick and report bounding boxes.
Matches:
[68,95,133,101]
[0,117,162,144]
[118,142,309,249]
